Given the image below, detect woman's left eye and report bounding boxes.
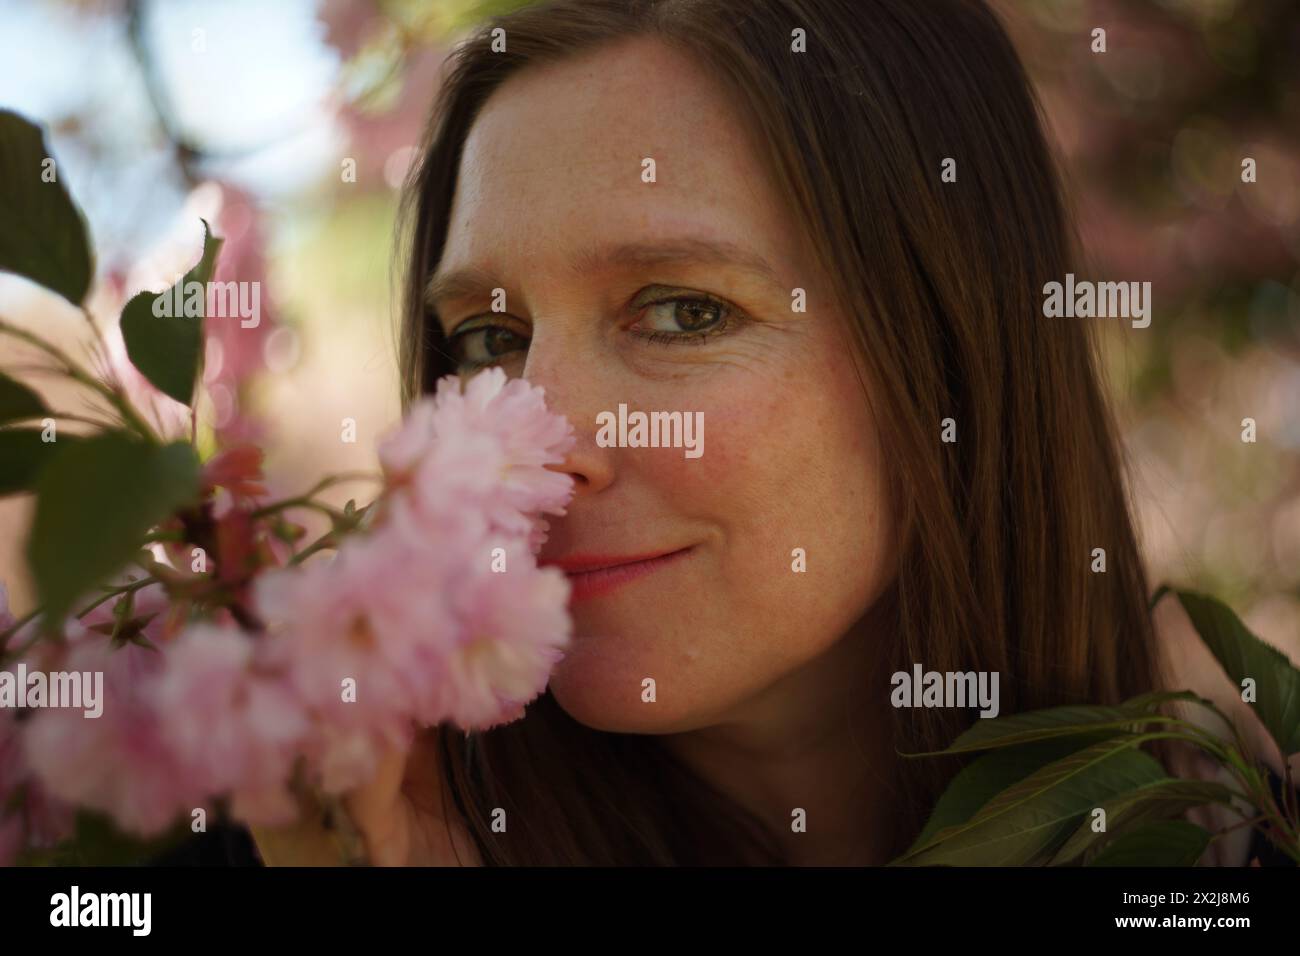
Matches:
[630,293,738,345]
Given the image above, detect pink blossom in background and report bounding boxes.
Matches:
[3,581,183,853]
[21,632,202,838]
[150,624,307,826]
[205,183,281,449]
[207,185,276,388]
[201,444,269,503]
[0,709,71,864]
[0,584,65,865]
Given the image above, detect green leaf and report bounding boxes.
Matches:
[0,428,80,496]
[188,218,223,286]
[1051,778,1239,864]
[1160,586,1300,754]
[27,433,201,624]
[907,733,1122,853]
[0,372,49,425]
[1085,820,1211,867]
[119,219,224,406]
[905,691,1199,757]
[0,110,94,304]
[894,736,1168,866]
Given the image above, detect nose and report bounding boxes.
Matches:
[522,337,616,499]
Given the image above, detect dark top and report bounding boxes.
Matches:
[151,766,1297,866]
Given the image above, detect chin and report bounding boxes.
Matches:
[546,647,710,735]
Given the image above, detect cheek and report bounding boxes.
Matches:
[667,362,886,598]
[546,388,768,733]
[549,366,891,734]
[711,373,887,643]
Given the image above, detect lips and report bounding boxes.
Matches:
[541,547,693,603]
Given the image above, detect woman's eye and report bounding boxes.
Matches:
[447,322,528,369]
[633,294,734,342]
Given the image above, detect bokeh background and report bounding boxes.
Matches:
[1,0,1297,704]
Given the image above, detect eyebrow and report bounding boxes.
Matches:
[423,238,784,313]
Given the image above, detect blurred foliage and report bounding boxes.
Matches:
[340,0,539,112]
[993,0,1300,619]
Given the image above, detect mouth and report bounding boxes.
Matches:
[541,547,694,603]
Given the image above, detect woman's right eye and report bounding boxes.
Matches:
[447,321,529,370]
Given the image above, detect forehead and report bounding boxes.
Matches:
[443,36,803,276]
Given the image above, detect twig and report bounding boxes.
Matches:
[0,318,157,442]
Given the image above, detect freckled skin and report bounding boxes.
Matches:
[438,37,894,734]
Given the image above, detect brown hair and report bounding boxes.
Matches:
[395,0,1166,864]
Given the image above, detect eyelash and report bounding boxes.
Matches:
[446,291,744,369]
[629,293,738,345]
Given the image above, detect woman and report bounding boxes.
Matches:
[257,0,1171,866]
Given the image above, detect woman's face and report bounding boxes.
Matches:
[431,37,894,733]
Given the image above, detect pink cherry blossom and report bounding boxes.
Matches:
[21,632,203,837]
[431,535,572,729]
[1,708,30,866]
[252,526,456,792]
[1,585,76,864]
[150,623,307,826]
[253,502,572,773]
[379,368,576,548]
[364,514,574,729]
[3,360,578,854]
